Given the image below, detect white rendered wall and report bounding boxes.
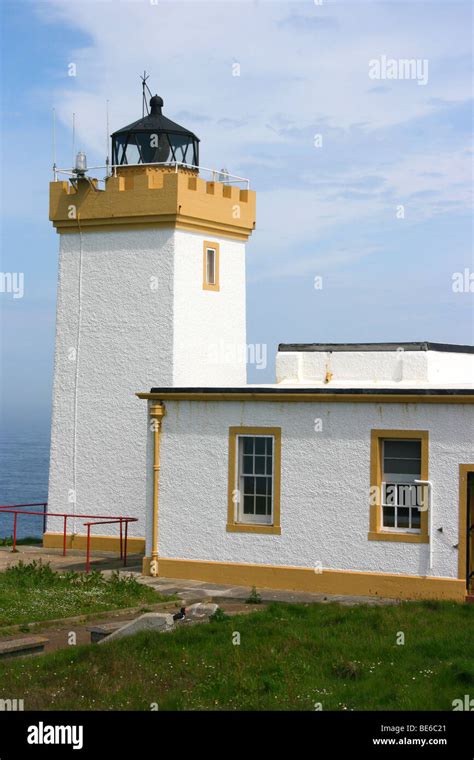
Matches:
[153,400,474,579]
[48,228,174,536]
[172,230,247,386]
[276,349,474,387]
[48,226,247,537]
[428,352,474,384]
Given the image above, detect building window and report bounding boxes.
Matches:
[227,427,281,534]
[203,241,219,291]
[369,429,429,543]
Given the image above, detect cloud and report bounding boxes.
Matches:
[34,0,472,277]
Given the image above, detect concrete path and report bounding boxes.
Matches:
[0,544,143,573]
[0,545,399,606]
[133,573,399,607]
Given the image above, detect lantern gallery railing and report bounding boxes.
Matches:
[53,161,250,190]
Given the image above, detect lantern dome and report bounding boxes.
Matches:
[111,94,200,167]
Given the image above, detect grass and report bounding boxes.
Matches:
[0,599,473,710]
[1,536,43,547]
[0,561,170,627]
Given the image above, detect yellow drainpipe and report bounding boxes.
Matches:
[149,402,166,576]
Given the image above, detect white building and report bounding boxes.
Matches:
[47,92,474,601]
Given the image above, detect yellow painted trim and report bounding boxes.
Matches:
[227,426,281,535]
[53,218,252,241]
[202,241,220,291]
[136,391,474,404]
[149,557,465,600]
[368,531,429,544]
[150,403,166,573]
[50,169,256,241]
[43,532,145,554]
[369,429,429,543]
[226,523,282,535]
[458,464,474,583]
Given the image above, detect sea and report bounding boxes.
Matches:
[0,428,50,540]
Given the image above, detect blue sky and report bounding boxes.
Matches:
[0,0,472,432]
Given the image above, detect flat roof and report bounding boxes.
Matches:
[277,341,474,354]
[138,387,474,403]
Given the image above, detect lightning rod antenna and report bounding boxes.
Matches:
[72,112,76,171]
[105,99,110,177]
[52,108,57,180]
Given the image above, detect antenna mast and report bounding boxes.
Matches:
[140,71,152,117]
[72,112,76,170]
[105,99,110,177]
[52,108,57,180]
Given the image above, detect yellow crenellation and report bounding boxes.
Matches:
[49,166,256,240]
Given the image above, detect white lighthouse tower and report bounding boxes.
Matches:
[46,88,256,553]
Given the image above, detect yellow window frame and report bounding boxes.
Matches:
[368,429,429,543]
[227,426,281,535]
[203,240,220,291]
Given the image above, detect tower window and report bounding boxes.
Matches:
[203,241,220,291]
[206,248,216,284]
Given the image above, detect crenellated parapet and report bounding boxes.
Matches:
[49,166,256,240]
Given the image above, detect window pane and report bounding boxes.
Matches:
[397,484,417,507]
[237,435,274,524]
[384,440,421,459]
[397,508,410,529]
[243,476,255,495]
[206,249,215,285]
[384,483,397,505]
[242,456,253,474]
[411,510,421,528]
[384,458,420,476]
[382,507,395,527]
[243,494,254,514]
[243,438,253,455]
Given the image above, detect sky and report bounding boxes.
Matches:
[0,0,473,433]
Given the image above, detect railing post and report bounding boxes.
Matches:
[86,525,91,573]
[123,521,129,568]
[63,515,68,556]
[12,513,18,553]
[42,503,47,535]
[119,518,123,560]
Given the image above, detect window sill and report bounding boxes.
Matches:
[368,531,429,544]
[226,523,281,535]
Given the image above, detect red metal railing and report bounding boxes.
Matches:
[0,503,138,571]
[0,502,47,534]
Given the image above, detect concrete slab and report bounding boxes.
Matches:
[0,635,49,660]
[87,621,127,643]
[135,575,399,607]
[99,612,175,644]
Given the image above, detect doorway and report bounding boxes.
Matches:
[459,465,474,595]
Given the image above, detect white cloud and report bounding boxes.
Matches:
[36,0,472,275]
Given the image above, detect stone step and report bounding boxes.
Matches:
[87,621,130,643]
[0,636,48,660]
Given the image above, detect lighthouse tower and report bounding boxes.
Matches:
[46,91,256,551]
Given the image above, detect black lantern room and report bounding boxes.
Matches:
[111,93,200,167]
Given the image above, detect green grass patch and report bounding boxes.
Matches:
[0,561,169,626]
[0,599,472,710]
[1,536,43,547]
